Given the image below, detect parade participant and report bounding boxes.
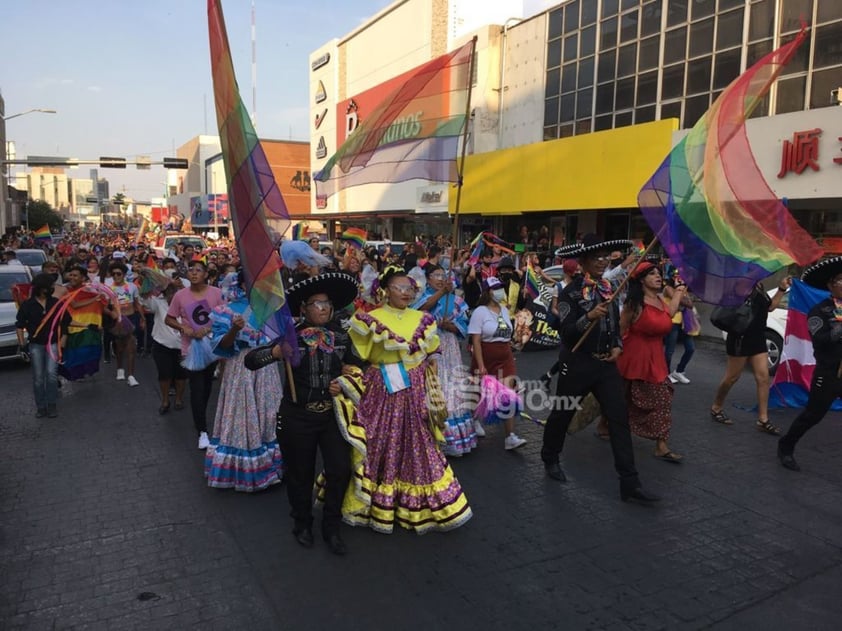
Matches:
[15,273,69,418]
[107,262,142,387]
[540,234,660,503]
[495,256,523,319]
[778,258,842,471]
[244,272,360,553]
[413,264,476,457]
[462,249,495,309]
[204,272,283,492]
[663,271,697,384]
[165,257,225,450]
[41,260,68,299]
[344,265,472,534]
[59,265,113,382]
[468,277,528,450]
[616,261,687,462]
[710,278,791,433]
[143,281,186,414]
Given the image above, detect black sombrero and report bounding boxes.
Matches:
[287,272,359,313]
[801,255,842,289]
[554,243,583,258]
[577,233,633,257]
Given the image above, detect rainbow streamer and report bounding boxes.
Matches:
[341,227,367,250]
[33,224,52,243]
[291,223,308,241]
[524,264,541,300]
[638,28,822,306]
[208,0,295,347]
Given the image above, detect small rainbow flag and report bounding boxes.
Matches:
[34,224,52,243]
[291,224,308,241]
[466,232,486,266]
[524,264,541,300]
[341,227,367,250]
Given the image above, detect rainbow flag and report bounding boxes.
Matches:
[769,279,842,411]
[341,227,367,250]
[466,232,486,266]
[291,223,308,241]
[524,264,541,300]
[314,39,475,198]
[208,0,295,349]
[638,29,822,307]
[34,224,52,243]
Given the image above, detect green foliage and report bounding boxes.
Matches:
[25,200,63,231]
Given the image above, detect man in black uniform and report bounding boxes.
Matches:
[778,256,842,472]
[245,272,360,554]
[540,234,660,503]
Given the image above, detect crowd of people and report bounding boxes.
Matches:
[9,222,841,556]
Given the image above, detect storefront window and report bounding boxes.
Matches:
[635,104,656,123]
[662,63,685,99]
[638,35,660,72]
[660,100,682,122]
[564,0,580,34]
[547,67,560,97]
[689,18,714,57]
[617,42,637,77]
[615,111,634,127]
[560,93,576,122]
[581,0,597,26]
[620,7,639,42]
[595,114,613,131]
[749,0,774,41]
[814,22,842,68]
[687,56,712,94]
[776,75,807,113]
[548,8,563,40]
[746,39,772,66]
[596,83,615,114]
[637,71,658,105]
[560,123,575,138]
[543,125,559,141]
[562,62,577,93]
[641,2,661,37]
[547,38,562,68]
[576,119,592,134]
[600,17,618,51]
[817,0,842,22]
[577,87,594,118]
[597,50,616,82]
[716,9,744,50]
[544,97,559,127]
[684,93,710,127]
[713,49,741,90]
[580,25,596,57]
[602,0,619,18]
[811,68,842,108]
[664,27,687,65]
[616,76,635,109]
[691,0,716,20]
[564,33,578,61]
[780,0,813,34]
[578,57,595,89]
[667,0,687,26]
[780,31,811,74]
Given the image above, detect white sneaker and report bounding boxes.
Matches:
[473,420,486,438]
[504,433,527,450]
[198,432,210,449]
[668,372,678,384]
[127,375,139,387]
[116,369,126,381]
[673,372,690,384]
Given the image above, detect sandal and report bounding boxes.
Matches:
[654,451,683,463]
[710,409,733,425]
[756,420,781,435]
[158,403,170,415]
[593,430,610,442]
[174,401,184,411]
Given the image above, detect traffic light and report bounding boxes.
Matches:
[99,156,127,169]
[163,157,188,169]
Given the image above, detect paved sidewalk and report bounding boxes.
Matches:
[1,344,841,630]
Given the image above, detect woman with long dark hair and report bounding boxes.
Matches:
[615,262,687,462]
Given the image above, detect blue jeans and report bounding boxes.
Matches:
[664,324,695,373]
[30,343,59,410]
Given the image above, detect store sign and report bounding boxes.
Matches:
[314,108,327,129]
[311,52,330,72]
[777,128,842,178]
[315,137,328,159]
[415,185,448,213]
[315,80,327,104]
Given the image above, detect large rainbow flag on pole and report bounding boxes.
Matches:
[638,29,822,306]
[314,39,475,198]
[33,224,52,244]
[208,0,292,341]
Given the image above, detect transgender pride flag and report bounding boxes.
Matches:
[769,279,842,410]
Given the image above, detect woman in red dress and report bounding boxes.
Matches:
[616,262,687,462]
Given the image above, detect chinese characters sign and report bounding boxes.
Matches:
[778,128,842,178]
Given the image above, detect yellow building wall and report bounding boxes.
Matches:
[450,119,679,215]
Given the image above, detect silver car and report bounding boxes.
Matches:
[0,265,33,361]
[13,249,48,274]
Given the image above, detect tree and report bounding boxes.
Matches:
[24,200,63,232]
[112,192,127,208]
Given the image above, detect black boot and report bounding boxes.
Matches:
[777,445,801,472]
[620,487,661,503]
[324,532,347,556]
[292,523,314,548]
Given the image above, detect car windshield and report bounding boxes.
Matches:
[15,251,47,266]
[0,271,30,301]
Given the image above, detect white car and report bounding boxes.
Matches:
[13,249,47,274]
[0,265,33,362]
[720,289,787,374]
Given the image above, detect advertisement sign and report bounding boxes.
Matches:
[515,295,561,351]
[190,194,230,227]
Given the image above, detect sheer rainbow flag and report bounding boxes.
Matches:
[291,223,308,241]
[34,224,52,244]
[208,0,293,342]
[638,29,822,306]
[314,38,475,198]
[341,227,367,250]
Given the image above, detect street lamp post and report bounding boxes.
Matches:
[0,108,57,122]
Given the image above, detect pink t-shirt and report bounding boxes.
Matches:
[166,285,224,355]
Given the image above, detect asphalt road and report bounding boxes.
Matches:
[1,340,841,630]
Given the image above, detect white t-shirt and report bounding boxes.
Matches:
[468,305,513,343]
[142,296,182,350]
[110,281,139,308]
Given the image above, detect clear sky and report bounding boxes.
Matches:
[1,0,556,202]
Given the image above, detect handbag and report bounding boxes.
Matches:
[710,299,754,335]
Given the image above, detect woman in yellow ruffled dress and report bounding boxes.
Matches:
[338,265,473,534]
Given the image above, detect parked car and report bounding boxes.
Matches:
[152,234,208,260]
[0,265,33,362]
[13,249,48,273]
[720,289,787,374]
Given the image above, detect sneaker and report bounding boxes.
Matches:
[668,372,678,384]
[473,420,486,438]
[504,433,527,450]
[673,372,690,384]
[197,432,210,450]
[127,375,139,387]
[116,369,126,381]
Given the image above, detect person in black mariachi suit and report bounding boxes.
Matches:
[778,256,842,472]
[245,272,360,555]
[540,234,660,503]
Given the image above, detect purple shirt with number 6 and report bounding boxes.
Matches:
[166,285,224,355]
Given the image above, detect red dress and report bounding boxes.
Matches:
[617,301,674,441]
